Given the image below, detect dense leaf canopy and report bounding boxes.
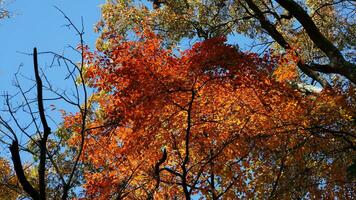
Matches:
[96,0,356,85]
[0,1,355,199]
[63,30,355,199]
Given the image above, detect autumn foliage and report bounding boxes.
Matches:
[62,30,355,199]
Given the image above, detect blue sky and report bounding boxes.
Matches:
[0,0,105,92]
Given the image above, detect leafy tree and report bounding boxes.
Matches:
[0,157,42,200]
[1,1,354,200]
[64,30,355,199]
[96,0,356,86]
[0,157,22,200]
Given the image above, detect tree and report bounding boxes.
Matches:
[96,0,356,86]
[0,11,89,200]
[1,2,354,199]
[0,157,22,200]
[64,29,355,199]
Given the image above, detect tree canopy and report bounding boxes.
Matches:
[0,1,355,199]
[63,29,354,199]
[96,0,356,86]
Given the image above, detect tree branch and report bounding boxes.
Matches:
[275,0,356,83]
[10,140,40,200]
[33,47,51,200]
[243,0,331,87]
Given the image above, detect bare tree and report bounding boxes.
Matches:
[0,10,88,200]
